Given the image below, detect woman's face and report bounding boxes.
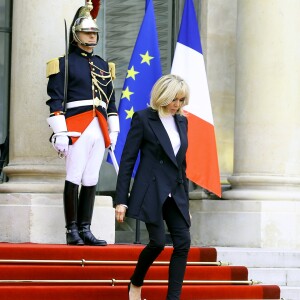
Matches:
[165,95,185,115]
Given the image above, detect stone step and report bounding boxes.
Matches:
[0,194,115,244]
[216,247,300,268]
[215,247,300,300]
[248,267,300,300]
[279,286,300,300]
[248,268,300,287]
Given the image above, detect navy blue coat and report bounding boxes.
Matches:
[115,108,190,226]
[46,47,117,120]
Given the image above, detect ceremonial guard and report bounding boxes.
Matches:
[46,0,119,246]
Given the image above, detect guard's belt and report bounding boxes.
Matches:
[66,99,107,110]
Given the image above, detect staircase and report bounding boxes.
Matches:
[216,247,300,300]
[0,243,281,299]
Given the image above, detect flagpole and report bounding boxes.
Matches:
[134,220,141,244]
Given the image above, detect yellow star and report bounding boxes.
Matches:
[127,66,139,80]
[140,51,154,65]
[121,86,134,101]
[125,107,134,119]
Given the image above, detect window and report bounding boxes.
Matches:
[0,0,11,181]
[102,0,201,104]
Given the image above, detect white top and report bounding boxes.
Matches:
[160,115,181,156]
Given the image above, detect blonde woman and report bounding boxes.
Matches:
[115,74,191,300]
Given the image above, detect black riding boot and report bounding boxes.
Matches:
[78,185,107,246]
[63,180,84,245]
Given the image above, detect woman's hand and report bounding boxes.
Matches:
[115,204,127,223]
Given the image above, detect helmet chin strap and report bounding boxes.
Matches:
[83,42,97,47]
[73,32,98,48]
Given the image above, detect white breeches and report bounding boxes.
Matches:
[66,117,105,186]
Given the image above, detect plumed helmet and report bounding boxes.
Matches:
[71,0,101,48]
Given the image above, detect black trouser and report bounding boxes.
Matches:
[130,196,191,300]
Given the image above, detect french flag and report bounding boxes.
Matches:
[171,0,221,197]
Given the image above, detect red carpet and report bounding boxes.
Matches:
[0,243,216,262]
[0,243,281,299]
[0,285,281,300]
[0,265,248,282]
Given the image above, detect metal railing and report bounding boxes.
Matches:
[0,279,261,285]
[0,259,229,267]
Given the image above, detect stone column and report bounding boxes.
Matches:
[223,0,300,200]
[0,0,83,193]
[0,0,115,244]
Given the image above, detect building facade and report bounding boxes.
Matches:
[0,0,299,249]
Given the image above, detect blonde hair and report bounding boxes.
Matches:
[150,74,190,117]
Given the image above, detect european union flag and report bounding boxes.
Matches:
[108,0,162,175]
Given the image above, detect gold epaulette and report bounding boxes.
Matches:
[46,57,61,78]
[108,62,116,80]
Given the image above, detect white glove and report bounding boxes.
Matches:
[53,134,69,157]
[109,131,118,151]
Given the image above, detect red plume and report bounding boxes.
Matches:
[90,0,101,19]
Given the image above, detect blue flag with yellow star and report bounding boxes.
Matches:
[108,0,162,175]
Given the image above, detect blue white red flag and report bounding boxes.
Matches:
[171,0,221,197]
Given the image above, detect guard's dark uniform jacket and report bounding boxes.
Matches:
[46,46,118,146]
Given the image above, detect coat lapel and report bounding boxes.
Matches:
[148,110,178,167]
[174,114,188,166]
